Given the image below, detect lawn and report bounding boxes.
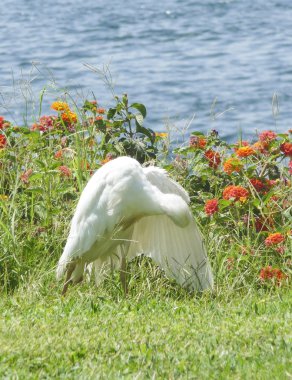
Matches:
[1,271,291,379]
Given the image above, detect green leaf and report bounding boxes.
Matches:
[135,122,155,144]
[135,114,144,127]
[219,199,232,210]
[107,108,116,120]
[191,131,205,137]
[130,103,147,118]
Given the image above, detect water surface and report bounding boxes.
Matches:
[1,0,292,140]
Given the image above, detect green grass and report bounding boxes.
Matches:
[1,269,291,379]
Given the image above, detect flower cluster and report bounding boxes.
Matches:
[223,157,243,175]
[51,101,78,131]
[223,185,249,202]
[235,145,255,158]
[264,232,285,247]
[204,150,221,169]
[260,266,286,284]
[204,199,219,216]
[175,128,291,285]
[190,135,207,149]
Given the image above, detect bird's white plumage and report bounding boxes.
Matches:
[57,156,213,291]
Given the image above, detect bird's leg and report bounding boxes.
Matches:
[61,262,75,296]
[119,246,128,295]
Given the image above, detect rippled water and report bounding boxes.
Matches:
[1,0,292,140]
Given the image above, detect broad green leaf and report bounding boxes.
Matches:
[130,103,147,118]
[107,108,116,120]
[135,114,144,127]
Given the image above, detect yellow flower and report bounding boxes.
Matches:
[155,132,168,138]
[61,111,78,124]
[51,101,70,112]
[0,194,8,201]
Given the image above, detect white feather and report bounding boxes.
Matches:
[126,166,213,290]
[57,157,213,291]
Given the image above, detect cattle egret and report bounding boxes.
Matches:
[57,156,213,294]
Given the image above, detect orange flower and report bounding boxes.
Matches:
[95,115,104,121]
[252,140,269,154]
[265,232,285,246]
[204,150,221,168]
[0,134,7,148]
[51,101,70,112]
[58,165,72,178]
[101,153,114,165]
[235,146,255,158]
[204,199,219,216]
[190,135,207,149]
[223,185,249,201]
[280,142,292,157]
[54,150,63,159]
[259,130,277,142]
[61,111,77,124]
[223,157,243,175]
[97,108,105,114]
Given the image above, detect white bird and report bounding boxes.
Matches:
[57,156,213,294]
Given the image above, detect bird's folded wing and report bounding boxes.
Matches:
[129,165,214,291]
[127,215,213,291]
[142,166,190,203]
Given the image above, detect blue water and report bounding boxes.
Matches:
[1,0,292,140]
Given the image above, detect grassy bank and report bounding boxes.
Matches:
[1,278,291,379]
[0,93,291,378]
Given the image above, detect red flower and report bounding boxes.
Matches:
[249,178,265,192]
[55,150,63,159]
[0,134,7,148]
[189,135,207,149]
[204,150,221,169]
[280,142,292,157]
[204,199,219,216]
[223,185,249,202]
[265,232,285,246]
[58,165,72,178]
[260,266,286,284]
[259,130,277,142]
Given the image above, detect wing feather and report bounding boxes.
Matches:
[128,215,213,290]
[125,166,213,291]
